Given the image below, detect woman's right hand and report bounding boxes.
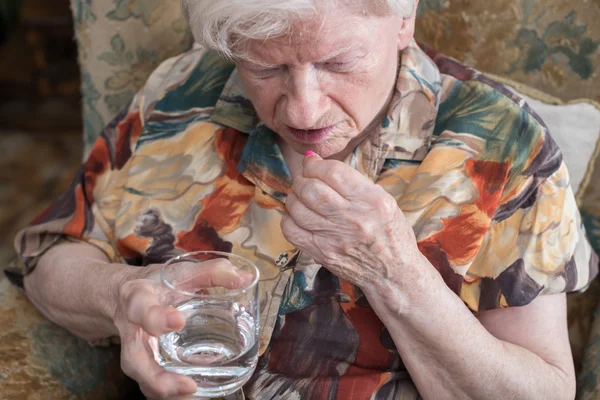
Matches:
[112,261,252,399]
[113,264,198,399]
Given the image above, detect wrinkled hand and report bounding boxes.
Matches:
[281,152,419,291]
[113,260,249,400]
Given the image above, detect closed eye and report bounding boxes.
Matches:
[320,59,359,72]
[248,66,285,79]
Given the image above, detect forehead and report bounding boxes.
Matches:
[242,12,390,64]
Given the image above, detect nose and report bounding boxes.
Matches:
[281,67,327,129]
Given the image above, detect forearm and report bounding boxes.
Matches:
[23,242,141,341]
[365,255,575,400]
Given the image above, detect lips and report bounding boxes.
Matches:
[286,125,334,144]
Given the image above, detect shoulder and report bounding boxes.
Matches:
[424,45,562,195]
[138,47,236,118]
[124,47,239,150]
[88,47,243,182]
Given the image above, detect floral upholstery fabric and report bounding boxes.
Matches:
[0,272,141,399]
[71,0,192,155]
[416,0,600,104]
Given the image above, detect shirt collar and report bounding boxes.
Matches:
[211,68,257,134]
[380,39,441,161]
[237,124,293,203]
[211,39,442,199]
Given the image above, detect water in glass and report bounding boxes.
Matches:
[158,299,258,397]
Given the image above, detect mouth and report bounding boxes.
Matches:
[286,125,335,144]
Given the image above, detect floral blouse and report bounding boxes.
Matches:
[10,40,598,399]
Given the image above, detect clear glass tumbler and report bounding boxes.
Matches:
[157,251,260,398]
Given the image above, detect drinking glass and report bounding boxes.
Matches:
[157,251,260,398]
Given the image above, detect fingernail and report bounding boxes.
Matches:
[166,311,182,329]
[305,150,317,157]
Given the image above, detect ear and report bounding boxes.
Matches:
[397,0,419,51]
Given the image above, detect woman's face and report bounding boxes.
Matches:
[236,8,414,159]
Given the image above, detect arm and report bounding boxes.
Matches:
[15,100,142,340]
[282,153,584,400]
[23,242,138,341]
[24,242,200,398]
[364,254,575,400]
[13,50,227,398]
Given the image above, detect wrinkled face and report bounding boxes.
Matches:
[235,7,415,159]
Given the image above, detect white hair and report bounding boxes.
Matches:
[182,0,417,59]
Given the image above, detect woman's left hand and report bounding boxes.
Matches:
[281,152,421,292]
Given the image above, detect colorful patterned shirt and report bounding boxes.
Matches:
[10,40,598,399]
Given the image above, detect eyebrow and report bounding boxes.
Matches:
[238,57,280,69]
[317,42,362,62]
[239,42,363,69]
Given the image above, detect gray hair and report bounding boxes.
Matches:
[182,0,417,59]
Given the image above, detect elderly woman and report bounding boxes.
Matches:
[8,0,598,399]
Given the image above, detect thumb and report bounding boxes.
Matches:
[303,150,322,168]
[304,150,321,159]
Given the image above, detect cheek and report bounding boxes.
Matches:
[237,71,283,124]
[329,71,367,102]
[336,86,368,122]
[360,59,397,114]
[329,71,388,126]
[247,83,280,123]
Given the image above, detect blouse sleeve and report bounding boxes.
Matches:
[6,49,214,288]
[7,98,144,288]
[460,132,598,312]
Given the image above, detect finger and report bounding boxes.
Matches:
[291,175,347,217]
[175,259,255,292]
[302,153,371,199]
[281,213,322,260]
[120,327,196,399]
[286,192,332,232]
[123,283,185,336]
